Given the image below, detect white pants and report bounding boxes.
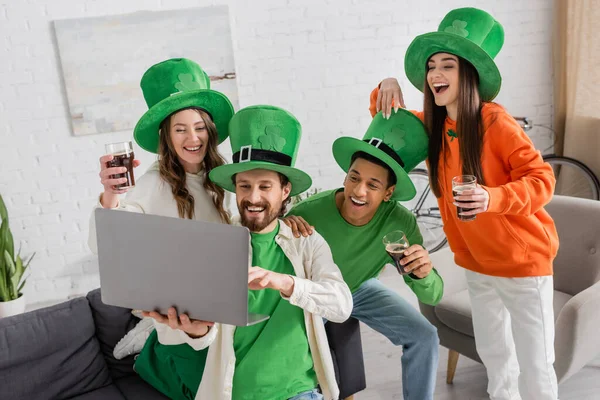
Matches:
[465,270,559,400]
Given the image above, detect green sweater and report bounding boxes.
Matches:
[288,189,443,305]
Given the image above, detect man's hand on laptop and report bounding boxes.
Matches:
[142,308,214,338]
[399,244,433,279]
[248,266,295,297]
[282,215,314,238]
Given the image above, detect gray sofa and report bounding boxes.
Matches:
[419,195,600,384]
[0,289,168,400]
[0,288,365,400]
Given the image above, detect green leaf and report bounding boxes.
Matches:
[0,266,5,294]
[5,228,13,261]
[3,250,16,300]
[14,253,24,278]
[0,194,7,222]
[24,252,34,267]
[16,253,34,299]
[4,250,15,277]
[0,194,14,273]
[0,283,8,302]
[4,250,19,299]
[0,219,8,272]
[0,193,13,261]
[4,251,16,300]
[0,218,14,263]
[0,264,9,301]
[11,255,23,295]
[17,278,26,296]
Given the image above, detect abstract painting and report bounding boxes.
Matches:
[54,6,238,136]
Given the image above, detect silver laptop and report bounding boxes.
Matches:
[94,208,269,326]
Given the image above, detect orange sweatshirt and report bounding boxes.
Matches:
[370,87,558,277]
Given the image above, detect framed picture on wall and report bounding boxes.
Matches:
[54,6,238,136]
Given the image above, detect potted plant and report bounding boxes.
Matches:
[0,194,34,318]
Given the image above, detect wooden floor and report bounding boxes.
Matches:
[356,267,600,400]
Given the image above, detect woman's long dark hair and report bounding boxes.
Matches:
[424,56,485,197]
[158,107,230,223]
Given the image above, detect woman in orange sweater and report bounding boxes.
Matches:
[370,8,559,400]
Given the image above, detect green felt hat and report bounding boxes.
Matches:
[133,58,234,154]
[332,108,429,201]
[209,105,312,196]
[404,7,504,101]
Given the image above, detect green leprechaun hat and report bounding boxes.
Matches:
[133,58,235,154]
[332,108,429,201]
[404,7,504,101]
[209,105,312,196]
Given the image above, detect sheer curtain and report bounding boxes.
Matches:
[553,0,600,189]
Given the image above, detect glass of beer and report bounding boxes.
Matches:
[452,175,477,221]
[105,141,135,189]
[383,230,410,275]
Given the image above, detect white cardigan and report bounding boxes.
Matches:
[154,220,353,400]
[88,162,227,253]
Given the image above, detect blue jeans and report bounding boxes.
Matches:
[352,278,439,400]
[288,388,322,400]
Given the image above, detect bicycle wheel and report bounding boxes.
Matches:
[401,169,448,253]
[543,155,600,200]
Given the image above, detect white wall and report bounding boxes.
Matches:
[0,0,555,306]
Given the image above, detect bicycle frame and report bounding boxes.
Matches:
[409,175,442,218]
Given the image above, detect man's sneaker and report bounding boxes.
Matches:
[113,317,155,360]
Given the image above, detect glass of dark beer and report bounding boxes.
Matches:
[383,230,410,275]
[105,141,135,189]
[452,175,477,221]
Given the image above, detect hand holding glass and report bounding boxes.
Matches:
[383,230,410,275]
[105,141,136,189]
[452,175,477,221]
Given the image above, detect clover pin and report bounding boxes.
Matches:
[447,129,458,142]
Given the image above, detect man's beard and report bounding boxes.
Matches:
[238,199,280,232]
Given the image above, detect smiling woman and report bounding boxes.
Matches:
[424,52,484,199]
[162,109,211,174]
[426,53,459,118]
[87,58,236,400]
[158,107,229,221]
[89,58,234,224]
[371,7,561,399]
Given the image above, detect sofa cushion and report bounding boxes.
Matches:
[87,288,139,379]
[114,375,170,400]
[435,289,573,337]
[325,318,366,399]
[546,196,600,296]
[434,290,474,337]
[0,297,112,400]
[551,291,573,320]
[67,384,125,400]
